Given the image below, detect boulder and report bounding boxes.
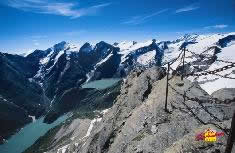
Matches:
[211,88,235,101]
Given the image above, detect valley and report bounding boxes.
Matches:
[0,32,235,153]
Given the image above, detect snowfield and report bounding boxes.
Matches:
[137,50,156,65]
[194,44,235,94]
[117,40,154,63]
[162,33,235,95]
[115,33,235,95]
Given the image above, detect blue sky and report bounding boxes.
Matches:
[0,0,235,54]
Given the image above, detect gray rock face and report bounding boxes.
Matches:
[164,122,231,153]
[211,88,235,120]
[24,66,234,153]
[76,66,232,153]
[211,88,235,101]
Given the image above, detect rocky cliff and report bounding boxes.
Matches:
[1,32,235,148]
[24,66,234,153]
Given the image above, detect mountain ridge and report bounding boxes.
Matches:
[1,32,235,143]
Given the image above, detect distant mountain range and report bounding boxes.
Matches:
[0,32,235,142]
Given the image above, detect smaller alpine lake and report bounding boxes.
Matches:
[82,78,121,90]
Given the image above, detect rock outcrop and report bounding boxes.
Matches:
[30,66,234,153]
[211,88,235,102]
[79,67,232,153]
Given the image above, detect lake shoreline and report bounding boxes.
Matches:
[0,114,69,153]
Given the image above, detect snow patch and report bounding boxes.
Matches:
[83,118,102,138]
[57,144,69,153]
[117,41,135,50]
[58,61,70,83]
[197,73,235,95]
[54,50,64,64]
[24,49,34,57]
[226,40,235,47]
[118,40,154,63]
[40,51,53,65]
[96,53,113,67]
[137,50,156,65]
[28,115,36,122]
[28,78,34,83]
[85,70,94,83]
[67,43,80,52]
[101,108,110,115]
[34,69,43,79]
[50,95,56,107]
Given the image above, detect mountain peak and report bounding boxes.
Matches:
[94,41,112,50]
[53,41,68,51]
[133,41,137,45]
[96,41,109,46]
[181,34,199,41]
[173,34,199,43]
[80,42,93,53]
[113,42,119,46]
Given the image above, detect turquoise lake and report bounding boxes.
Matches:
[82,79,120,89]
[0,115,69,153]
[0,78,120,153]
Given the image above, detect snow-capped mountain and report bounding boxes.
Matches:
[21,32,235,99]
[24,39,163,101]
[1,32,235,140]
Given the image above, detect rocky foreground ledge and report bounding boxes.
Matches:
[24,66,234,153]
